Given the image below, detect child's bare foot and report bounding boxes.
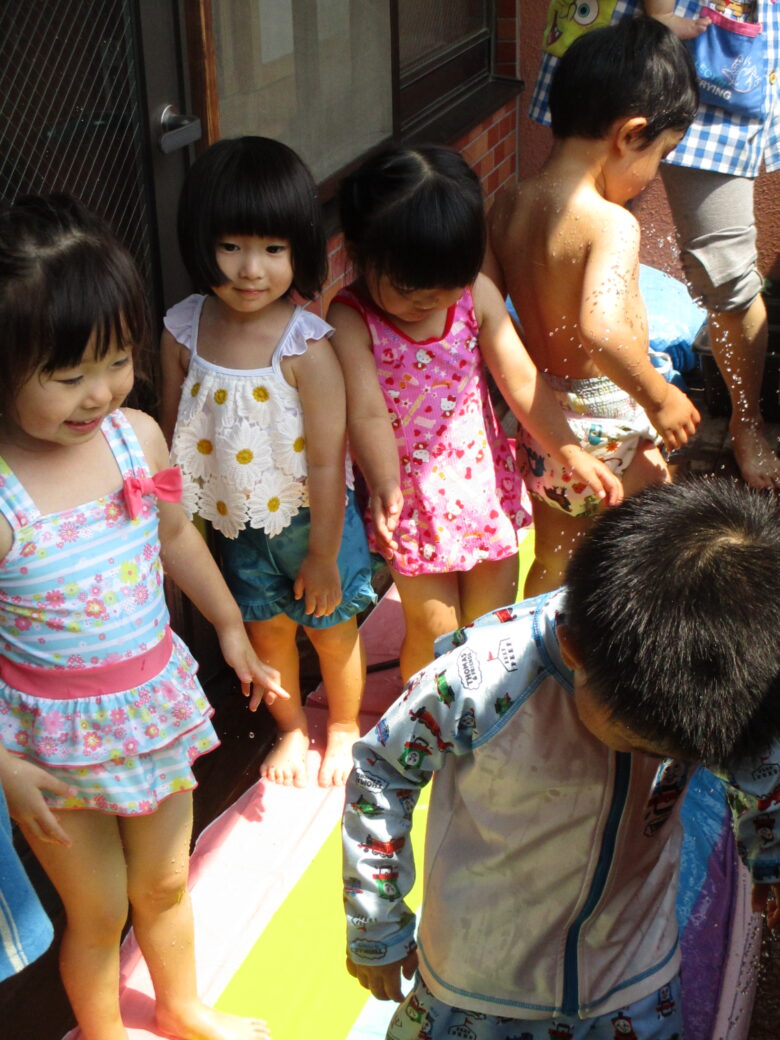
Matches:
[730,421,780,490]
[156,1002,271,1040]
[318,721,360,787]
[260,727,309,787]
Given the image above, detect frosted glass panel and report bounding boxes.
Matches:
[214,0,392,181]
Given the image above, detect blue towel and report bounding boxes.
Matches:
[0,784,52,981]
[640,264,707,379]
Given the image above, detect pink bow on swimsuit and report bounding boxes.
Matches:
[122,467,183,519]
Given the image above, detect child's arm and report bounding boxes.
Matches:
[481,230,508,299]
[343,651,483,1000]
[328,300,403,559]
[127,408,287,710]
[0,744,74,847]
[159,329,189,446]
[288,337,349,616]
[644,0,711,38]
[579,209,700,452]
[472,274,624,506]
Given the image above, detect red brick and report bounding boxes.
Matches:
[451,117,488,153]
[475,155,491,181]
[496,135,515,164]
[462,132,488,167]
[497,17,516,42]
[485,168,500,199]
[495,40,515,67]
[496,155,514,185]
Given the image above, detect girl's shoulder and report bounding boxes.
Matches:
[120,407,169,475]
[330,282,368,317]
[163,293,207,352]
[328,284,390,340]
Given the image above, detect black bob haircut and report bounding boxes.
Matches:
[338,145,485,291]
[549,15,698,145]
[564,479,780,769]
[0,194,149,414]
[177,136,327,300]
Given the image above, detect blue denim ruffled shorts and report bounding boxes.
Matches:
[218,489,376,628]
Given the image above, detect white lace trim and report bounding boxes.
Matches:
[167,299,353,537]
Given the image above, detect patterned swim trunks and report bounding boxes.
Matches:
[517,373,661,517]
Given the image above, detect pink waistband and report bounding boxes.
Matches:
[700,7,763,35]
[0,627,173,699]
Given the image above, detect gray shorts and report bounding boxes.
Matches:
[660,163,762,312]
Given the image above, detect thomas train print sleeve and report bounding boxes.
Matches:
[721,748,780,885]
[342,598,553,967]
[342,653,482,966]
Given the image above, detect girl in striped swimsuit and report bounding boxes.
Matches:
[0,194,285,1040]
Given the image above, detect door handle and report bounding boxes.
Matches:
[159,105,202,154]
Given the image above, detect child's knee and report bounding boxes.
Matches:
[308,618,360,659]
[128,870,188,917]
[680,236,761,314]
[409,603,458,645]
[247,615,297,654]
[68,893,129,941]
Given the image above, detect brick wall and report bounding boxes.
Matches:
[496,0,522,78]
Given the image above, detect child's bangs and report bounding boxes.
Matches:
[209,174,292,244]
[40,246,148,373]
[376,181,484,292]
[378,219,483,293]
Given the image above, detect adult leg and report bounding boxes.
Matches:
[123,792,270,1040]
[21,810,130,1040]
[709,295,779,488]
[390,569,461,682]
[246,613,310,787]
[661,163,780,489]
[458,553,519,623]
[305,617,366,786]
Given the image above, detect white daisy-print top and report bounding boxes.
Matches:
[166,294,353,539]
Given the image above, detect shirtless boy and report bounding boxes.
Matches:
[487,16,701,593]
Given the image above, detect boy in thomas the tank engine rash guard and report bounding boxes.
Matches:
[342,479,780,1040]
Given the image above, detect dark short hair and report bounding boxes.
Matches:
[338,145,485,291]
[177,136,327,299]
[564,479,780,768]
[0,194,149,413]
[550,15,698,146]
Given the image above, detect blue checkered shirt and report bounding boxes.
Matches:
[529,0,780,177]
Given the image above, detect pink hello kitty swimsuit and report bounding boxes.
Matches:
[335,285,530,576]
